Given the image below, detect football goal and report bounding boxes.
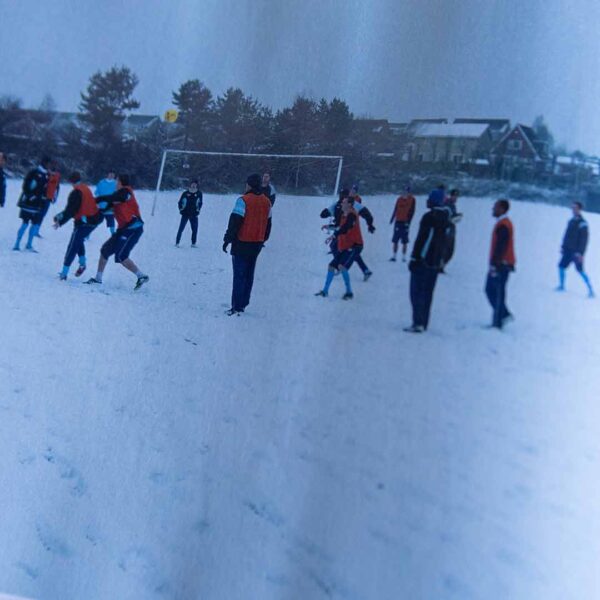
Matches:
[151,149,344,215]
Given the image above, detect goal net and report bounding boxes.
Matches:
[152,150,343,215]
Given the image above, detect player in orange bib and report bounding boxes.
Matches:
[222,174,272,315]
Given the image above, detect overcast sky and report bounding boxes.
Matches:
[1,0,598,154]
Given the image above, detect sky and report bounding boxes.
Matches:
[0,0,599,154]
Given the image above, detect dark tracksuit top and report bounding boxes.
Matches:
[178,190,203,216]
[18,166,49,213]
[411,207,452,270]
[562,216,588,255]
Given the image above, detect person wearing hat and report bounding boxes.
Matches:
[389,186,416,262]
[175,179,203,247]
[222,173,272,316]
[404,189,452,333]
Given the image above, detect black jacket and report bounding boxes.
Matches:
[411,206,452,269]
[0,167,6,207]
[562,215,588,255]
[55,189,104,227]
[17,166,48,211]
[178,190,203,216]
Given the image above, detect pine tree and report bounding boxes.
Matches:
[79,66,140,148]
[172,80,214,149]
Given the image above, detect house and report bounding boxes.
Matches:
[453,118,510,142]
[406,118,448,136]
[122,114,161,140]
[403,122,493,164]
[491,124,551,179]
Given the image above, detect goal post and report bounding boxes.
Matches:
[151,149,344,216]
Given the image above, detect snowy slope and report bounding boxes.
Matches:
[0,180,599,600]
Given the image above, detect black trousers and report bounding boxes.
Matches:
[485,267,511,328]
[231,254,259,311]
[176,214,199,244]
[410,265,439,329]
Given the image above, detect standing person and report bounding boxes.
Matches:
[556,201,594,297]
[485,199,516,329]
[315,194,360,300]
[389,186,416,262]
[38,163,61,236]
[261,172,277,206]
[13,156,51,252]
[0,151,6,209]
[85,174,149,290]
[175,179,203,247]
[53,172,103,280]
[404,190,452,333]
[95,170,118,234]
[222,173,272,316]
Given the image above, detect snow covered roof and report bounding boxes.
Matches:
[414,123,490,138]
[555,155,573,165]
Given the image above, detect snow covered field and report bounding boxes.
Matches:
[0,179,599,600]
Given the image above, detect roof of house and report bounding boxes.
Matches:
[414,123,490,138]
[453,118,510,130]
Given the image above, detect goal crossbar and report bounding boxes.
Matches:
[152,149,344,216]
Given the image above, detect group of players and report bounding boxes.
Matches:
[4,155,149,290]
[314,181,594,332]
[0,152,594,327]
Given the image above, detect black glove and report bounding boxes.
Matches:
[222,241,229,253]
[368,224,376,234]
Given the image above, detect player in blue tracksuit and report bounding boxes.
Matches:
[95,170,117,234]
[556,201,594,297]
[13,156,51,251]
[175,180,203,247]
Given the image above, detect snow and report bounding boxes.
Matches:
[0,180,599,599]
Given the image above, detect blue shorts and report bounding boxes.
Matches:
[559,251,584,272]
[392,221,410,244]
[101,227,143,263]
[329,245,363,270]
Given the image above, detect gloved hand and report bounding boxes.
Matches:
[222,241,229,253]
[368,224,376,233]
